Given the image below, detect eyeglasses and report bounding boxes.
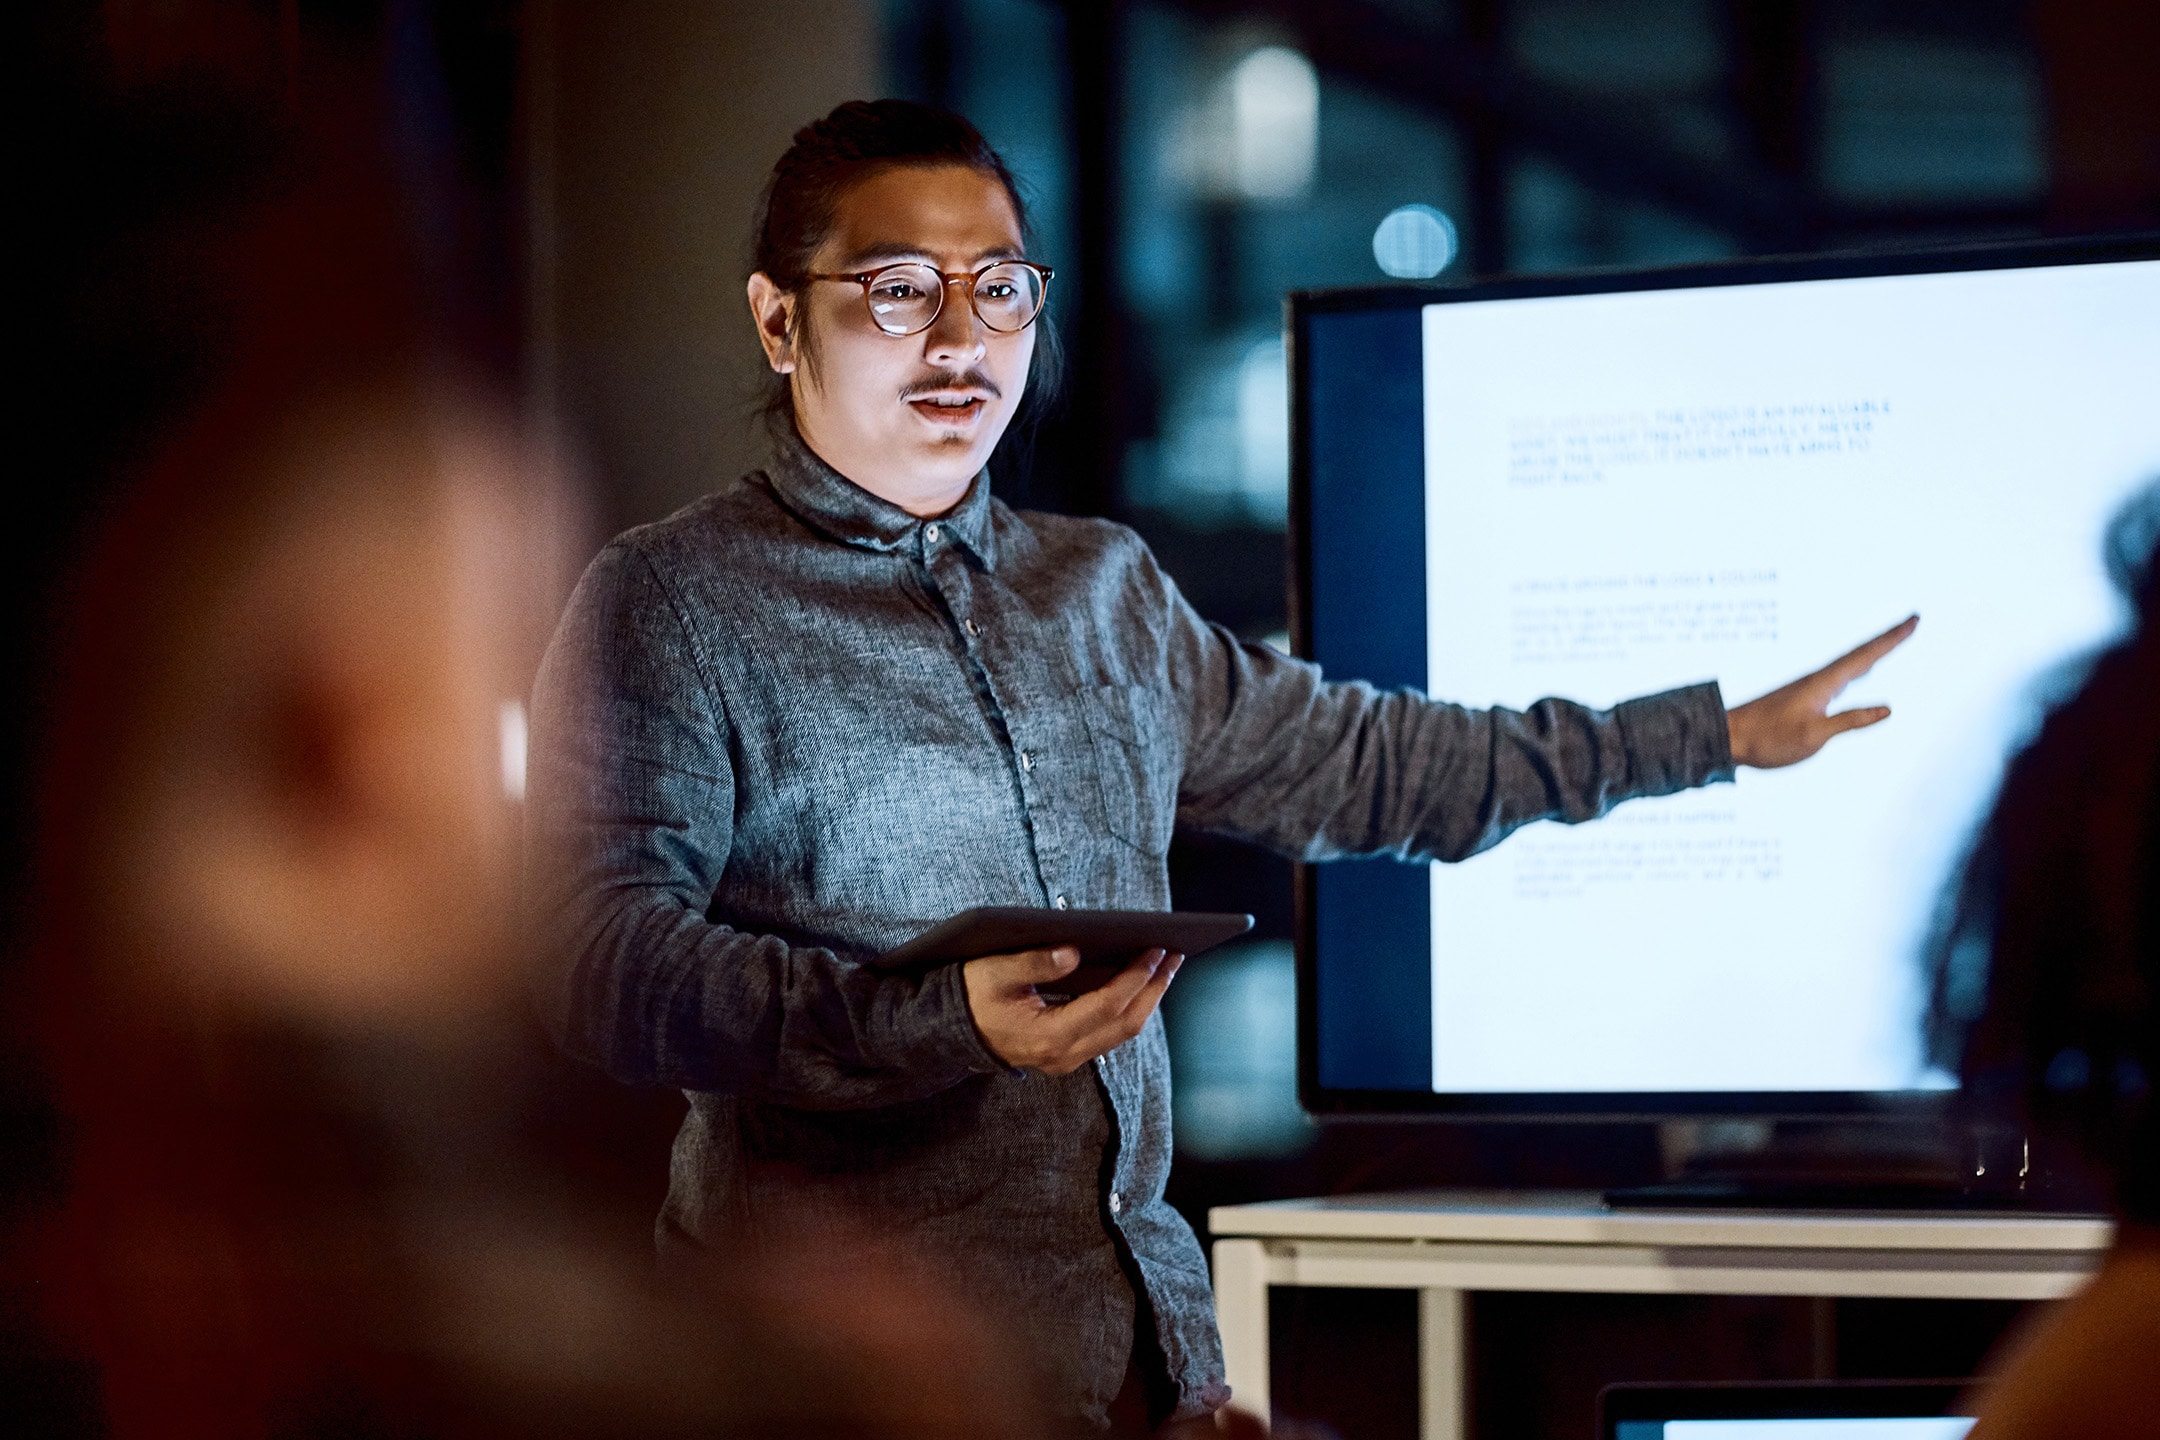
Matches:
[804,260,1055,337]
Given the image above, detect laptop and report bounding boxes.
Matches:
[1600,1382,1976,1439]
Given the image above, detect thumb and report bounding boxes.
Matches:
[1826,704,1892,734]
[1001,945,1082,984]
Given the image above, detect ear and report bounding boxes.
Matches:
[746,272,797,375]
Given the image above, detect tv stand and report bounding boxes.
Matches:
[1210,1190,2113,1440]
[1613,1119,2100,1214]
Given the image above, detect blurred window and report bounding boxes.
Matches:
[1819,30,2044,204]
[1508,156,1740,274]
[1121,6,1469,553]
[1162,941,1315,1161]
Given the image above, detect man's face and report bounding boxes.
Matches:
[752,164,1037,516]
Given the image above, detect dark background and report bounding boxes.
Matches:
[15,2,2158,1437]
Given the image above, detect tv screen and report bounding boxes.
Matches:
[1292,236,2160,1117]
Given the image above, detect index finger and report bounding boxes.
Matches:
[1049,948,1167,1026]
[1823,613,1918,687]
[1067,952,1182,1055]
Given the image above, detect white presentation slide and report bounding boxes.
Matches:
[1663,1422,1973,1440]
[1421,259,2160,1094]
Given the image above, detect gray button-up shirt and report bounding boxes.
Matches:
[527,428,1734,1427]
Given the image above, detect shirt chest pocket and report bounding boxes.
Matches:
[1082,683,1180,856]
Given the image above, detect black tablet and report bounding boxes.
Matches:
[878,908,1255,996]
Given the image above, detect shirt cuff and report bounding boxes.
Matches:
[1612,680,1735,796]
[914,959,1021,1078]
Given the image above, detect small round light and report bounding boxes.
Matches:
[1372,204,1458,279]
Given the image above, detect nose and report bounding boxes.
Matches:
[922,273,987,368]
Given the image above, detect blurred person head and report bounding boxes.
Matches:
[744,99,1062,516]
[1922,482,2160,1438]
[23,80,570,1082]
[11,88,580,1440]
[1926,480,2160,1218]
[1926,479,2160,1433]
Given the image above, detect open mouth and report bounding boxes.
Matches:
[907,391,989,424]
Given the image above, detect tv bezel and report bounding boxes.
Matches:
[1288,231,2160,1122]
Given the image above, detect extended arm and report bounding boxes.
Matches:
[1162,577,1733,863]
[525,543,999,1106]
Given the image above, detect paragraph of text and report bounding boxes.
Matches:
[1508,399,1889,486]
[1510,569,1779,666]
[1513,828,1784,902]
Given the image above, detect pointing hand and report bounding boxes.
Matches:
[1726,615,1918,769]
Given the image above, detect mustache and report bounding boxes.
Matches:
[899,370,1002,401]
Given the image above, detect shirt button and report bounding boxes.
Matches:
[1108,1191,1124,1216]
[924,523,942,543]
[1018,749,1034,772]
[1052,894,1070,910]
[963,618,979,637]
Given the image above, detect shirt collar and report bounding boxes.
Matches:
[763,419,998,570]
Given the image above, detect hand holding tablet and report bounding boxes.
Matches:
[879,907,1256,1074]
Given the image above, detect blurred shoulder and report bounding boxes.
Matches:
[1966,1236,2160,1440]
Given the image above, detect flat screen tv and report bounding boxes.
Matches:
[1292,234,2160,1121]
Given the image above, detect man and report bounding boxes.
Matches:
[528,100,1913,1435]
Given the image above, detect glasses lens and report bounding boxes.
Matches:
[864,264,942,335]
[971,262,1045,332]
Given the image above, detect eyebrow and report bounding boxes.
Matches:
[833,241,1028,271]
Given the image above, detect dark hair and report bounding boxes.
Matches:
[749,99,1063,434]
[1926,481,2160,1217]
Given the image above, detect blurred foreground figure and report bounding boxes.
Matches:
[6,25,1034,1440]
[1930,484,2160,1440]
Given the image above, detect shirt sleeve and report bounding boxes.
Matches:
[1160,564,1736,863]
[524,541,1007,1106]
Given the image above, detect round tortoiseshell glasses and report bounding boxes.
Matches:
[804,260,1055,337]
